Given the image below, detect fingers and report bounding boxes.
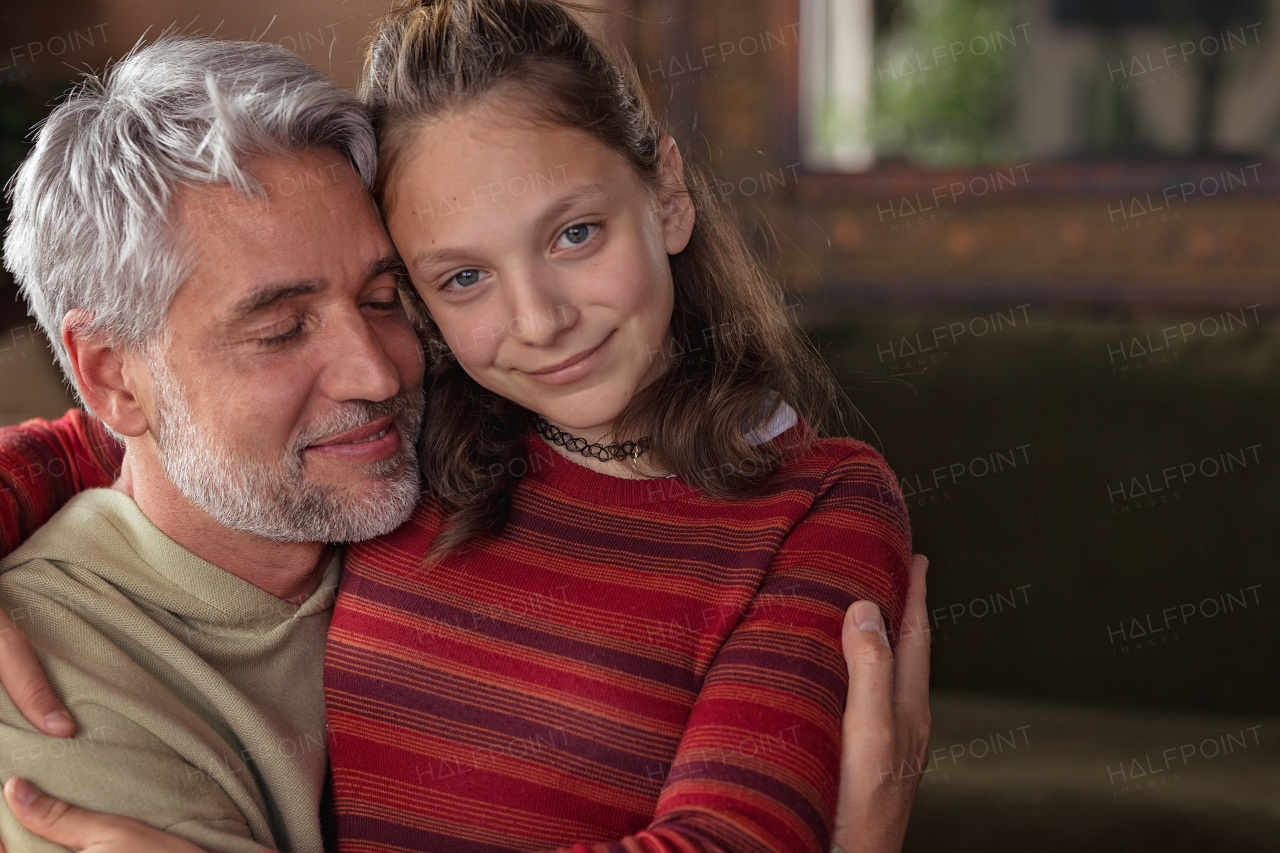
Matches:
[3,778,83,847]
[841,599,895,737]
[831,557,932,853]
[893,554,931,714]
[0,615,75,737]
[3,778,205,853]
[833,601,907,853]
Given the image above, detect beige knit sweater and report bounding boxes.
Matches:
[0,489,339,853]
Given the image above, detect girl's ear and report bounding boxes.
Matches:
[656,135,695,255]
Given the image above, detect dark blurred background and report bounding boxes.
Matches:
[1,0,1277,849]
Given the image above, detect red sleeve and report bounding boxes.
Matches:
[544,447,912,853]
[0,408,123,558]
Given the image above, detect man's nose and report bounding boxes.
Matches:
[318,311,404,403]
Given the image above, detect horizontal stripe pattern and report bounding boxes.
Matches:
[329,431,910,852]
[0,411,121,559]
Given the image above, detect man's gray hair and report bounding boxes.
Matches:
[3,37,378,392]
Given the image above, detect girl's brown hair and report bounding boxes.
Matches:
[362,0,848,552]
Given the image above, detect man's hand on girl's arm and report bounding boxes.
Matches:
[831,553,931,853]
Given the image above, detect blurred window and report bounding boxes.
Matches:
[800,0,875,170]
[802,0,1274,171]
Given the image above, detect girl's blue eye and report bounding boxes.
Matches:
[558,223,596,247]
[449,269,484,289]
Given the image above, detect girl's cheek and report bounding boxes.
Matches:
[442,311,500,366]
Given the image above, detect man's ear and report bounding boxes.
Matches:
[656,135,695,255]
[61,310,151,438]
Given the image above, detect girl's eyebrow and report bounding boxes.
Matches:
[410,246,476,273]
[532,182,608,231]
[409,182,609,273]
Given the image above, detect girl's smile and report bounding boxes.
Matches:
[521,330,616,386]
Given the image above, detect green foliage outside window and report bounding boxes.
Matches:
[872,0,1023,165]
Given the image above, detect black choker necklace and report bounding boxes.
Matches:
[534,417,651,463]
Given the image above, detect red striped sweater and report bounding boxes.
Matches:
[0,413,911,853]
[0,410,119,550]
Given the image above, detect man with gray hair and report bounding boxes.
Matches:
[0,37,424,852]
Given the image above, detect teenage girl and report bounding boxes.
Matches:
[324,2,916,849]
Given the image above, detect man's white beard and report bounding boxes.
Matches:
[148,360,423,544]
